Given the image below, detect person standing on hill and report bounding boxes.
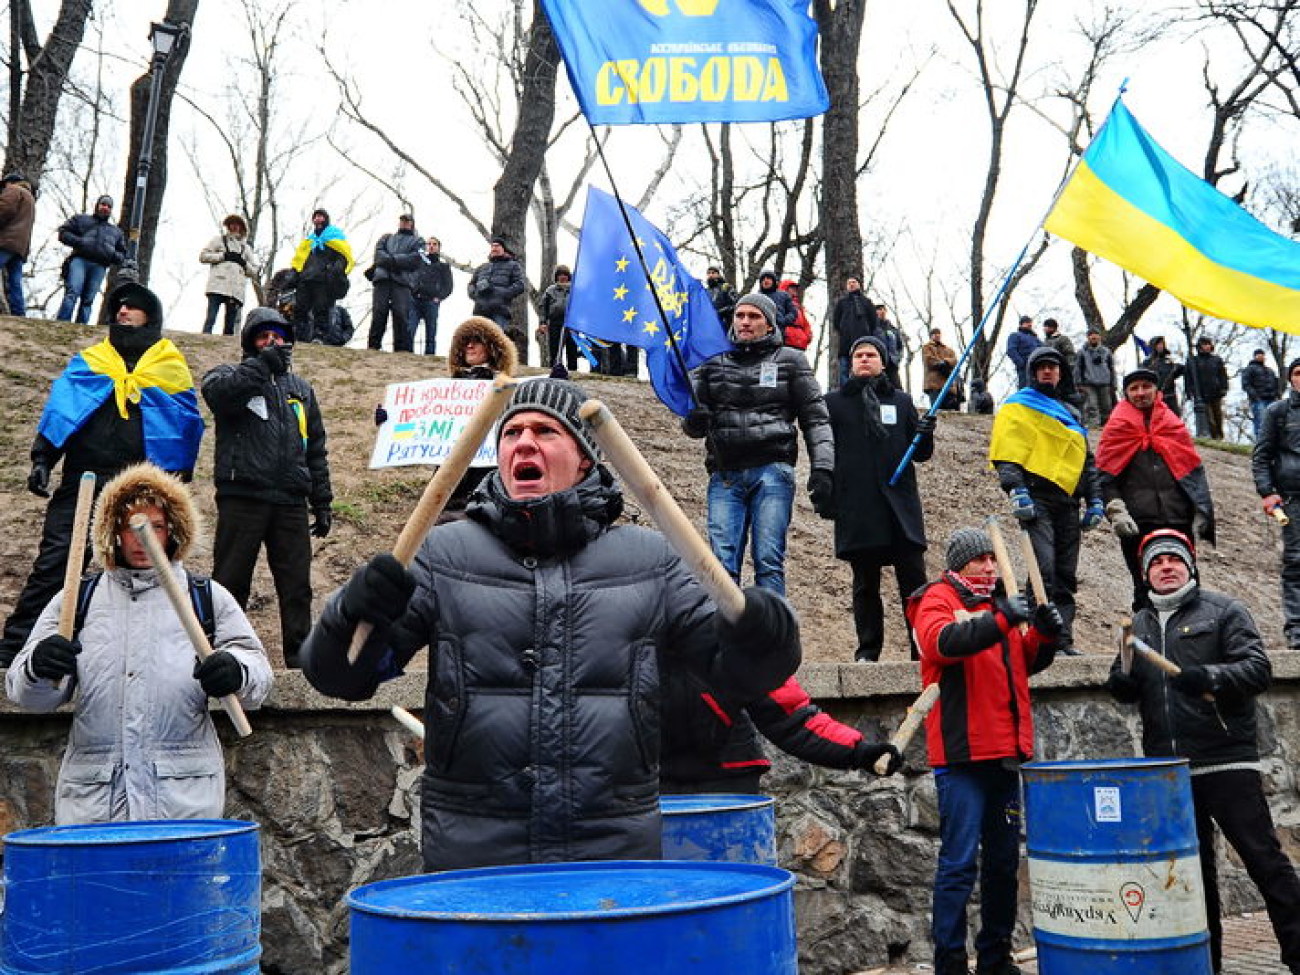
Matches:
[831,276,879,387]
[539,265,578,375]
[1097,368,1215,611]
[683,293,834,597]
[1252,357,1300,652]
[910,527,1061,975]
[1141,335,1184,415]
[777,279,812,351]
[1242,348,1279,441]
[704,266,736,326]
[1107,529,1300,975]
[410,236,454,356]
[824,336,935,662]
[202,308,332,669]
[989,345,1101,655]
[922,328,961,411]
[1186,336,1229,440]
[1076,328,1116,428]
[1040,318,1078,404]
[0,282,203,667]
[368,214,424,353]
[199,214,256,336]
[1005,316,1040,389]
[55,195,126,325]
[468,236,528,365]
[290,208,353,344]
[0,172,37,316]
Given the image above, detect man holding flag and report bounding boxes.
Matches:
[989,346,1102,655]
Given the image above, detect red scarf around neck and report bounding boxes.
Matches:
[1096,397,1201,481]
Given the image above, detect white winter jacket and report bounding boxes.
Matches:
[6,563,272,824]
[199,233,256,301]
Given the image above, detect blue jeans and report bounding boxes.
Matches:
[1251,399,1275,441]
[706,462,795,596]
[0,248,25,315]
[410,297,441,355]
[932,762,1022,969]
[57,257,108,324]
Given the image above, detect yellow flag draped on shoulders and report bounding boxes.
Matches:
[988,388,1089,496]
[82,338,194,418]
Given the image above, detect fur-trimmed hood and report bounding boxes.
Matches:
[93,463,202,569]
[446,316,518,378]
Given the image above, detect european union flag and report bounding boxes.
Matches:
[541,0,829,126]
[568,186,732,416]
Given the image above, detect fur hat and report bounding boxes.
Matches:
[946,528,995,573]
[497,378,600,462]
[93,463,201,570]
[1139,528,1195,578]
[447,316,518,378]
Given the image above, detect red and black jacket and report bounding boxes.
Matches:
[909,574,1055,767]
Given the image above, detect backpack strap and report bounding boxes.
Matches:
[72,572,104,641]
[72,571,216,648]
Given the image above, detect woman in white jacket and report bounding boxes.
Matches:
[199,214,257,336]
[6,463,273,824]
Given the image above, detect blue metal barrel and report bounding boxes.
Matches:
[660,793,777,865]
[1,819,261,974]
[1022,758,1212,974]
[347,860,797,974]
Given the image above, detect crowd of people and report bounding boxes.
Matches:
[1,209,1298,975]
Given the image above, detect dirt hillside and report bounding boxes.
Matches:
[0,315,1287,665]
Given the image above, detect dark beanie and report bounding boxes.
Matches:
[946,528,994,572]
[850,335,888,359]
[241,307,292,357]
[497,378,600,462]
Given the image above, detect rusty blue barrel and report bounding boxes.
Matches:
[1022,758,1212,974]
[1,819,260,974]
[660,794,777,865]
[347,860,797,974]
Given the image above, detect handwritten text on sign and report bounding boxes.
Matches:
[369,378,498,469]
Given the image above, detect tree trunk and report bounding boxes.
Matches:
[114,0,199,291]
[813,0,866,383]
[491,1,559,359]
[4,0,94,187]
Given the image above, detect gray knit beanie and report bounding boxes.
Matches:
[1139,529,1195,577]
[946,528,994,572]
[497,378,600,462]
[733,293,776,332]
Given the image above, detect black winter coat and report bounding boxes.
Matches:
[201,353,332,509]
[413,254,454,300]
[468,255,526,319]
[682,332,833,475]
[825,375,930,557]
[1241,360,1279,403]
[1186,351,1229,402]
[1110,587,1271,767]
[57,213,126,267]
[372,229,424,289]
[301,469,800,871]
[831,292,879,354]
[760,285,797,330]
[1252,390,1300,496]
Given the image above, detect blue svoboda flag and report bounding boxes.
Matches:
[567,186,732,416]
[540,0,829,125]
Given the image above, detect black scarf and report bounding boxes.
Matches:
[843,373,893,441]
[469,465,624,560]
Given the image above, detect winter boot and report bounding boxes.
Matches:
[936,955,970,975]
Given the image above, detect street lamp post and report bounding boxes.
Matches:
[119,20,182,283]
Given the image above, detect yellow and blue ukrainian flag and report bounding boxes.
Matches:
[1045,98,1300,333]
[988,388,1088,495]
[540,0,828,125]
[37,339,204,472]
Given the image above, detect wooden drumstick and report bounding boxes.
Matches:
[874,683,940,774]
[984,517,1027,633]
[53,472,96,690]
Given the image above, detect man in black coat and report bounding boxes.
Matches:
[468,236,528,365]
[410,236,454,356]
[55,195,126,324]
[1107,530,1300,975]
[202,308,332,668]
[368,214,424,353]
[1242,348,1279,441]
[830,276,880,388]
[1185,336,1230,439]
[824,336,935,661]
[1252,357,1300,651]
[302,378,801,871]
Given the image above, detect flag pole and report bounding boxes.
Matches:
[585,120,699,407]
[885,117,1104,488]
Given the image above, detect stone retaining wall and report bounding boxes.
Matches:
[3,656,1297,974]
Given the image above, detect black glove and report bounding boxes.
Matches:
[258,343,290,375]
[684,407,711,434]
[1170,665,1213,697]
[194,651,245,697]
[374,404,389,426]
[30,634,80,680]
[916,413,937,438]
[1107,670,1141,701]
[994,593,1031,627]
[310,506,333,538]
[808,470,834,516]
[1032,602,1064,638]
[476,282,494,297]
[859,742,902,777]
[341,553,418,630]
[716,586,792,651]
[27,461,50,498]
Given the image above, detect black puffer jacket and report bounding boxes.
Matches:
[682,331,833,474]
[1110,587,1271,767]
[372,228,424,289]
[57,213,126,267]
[301,468,801,871]
[1241,360,1279,403]
[1253,390,1300,496]
[200,319,332,508]
[468,255,526,319]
